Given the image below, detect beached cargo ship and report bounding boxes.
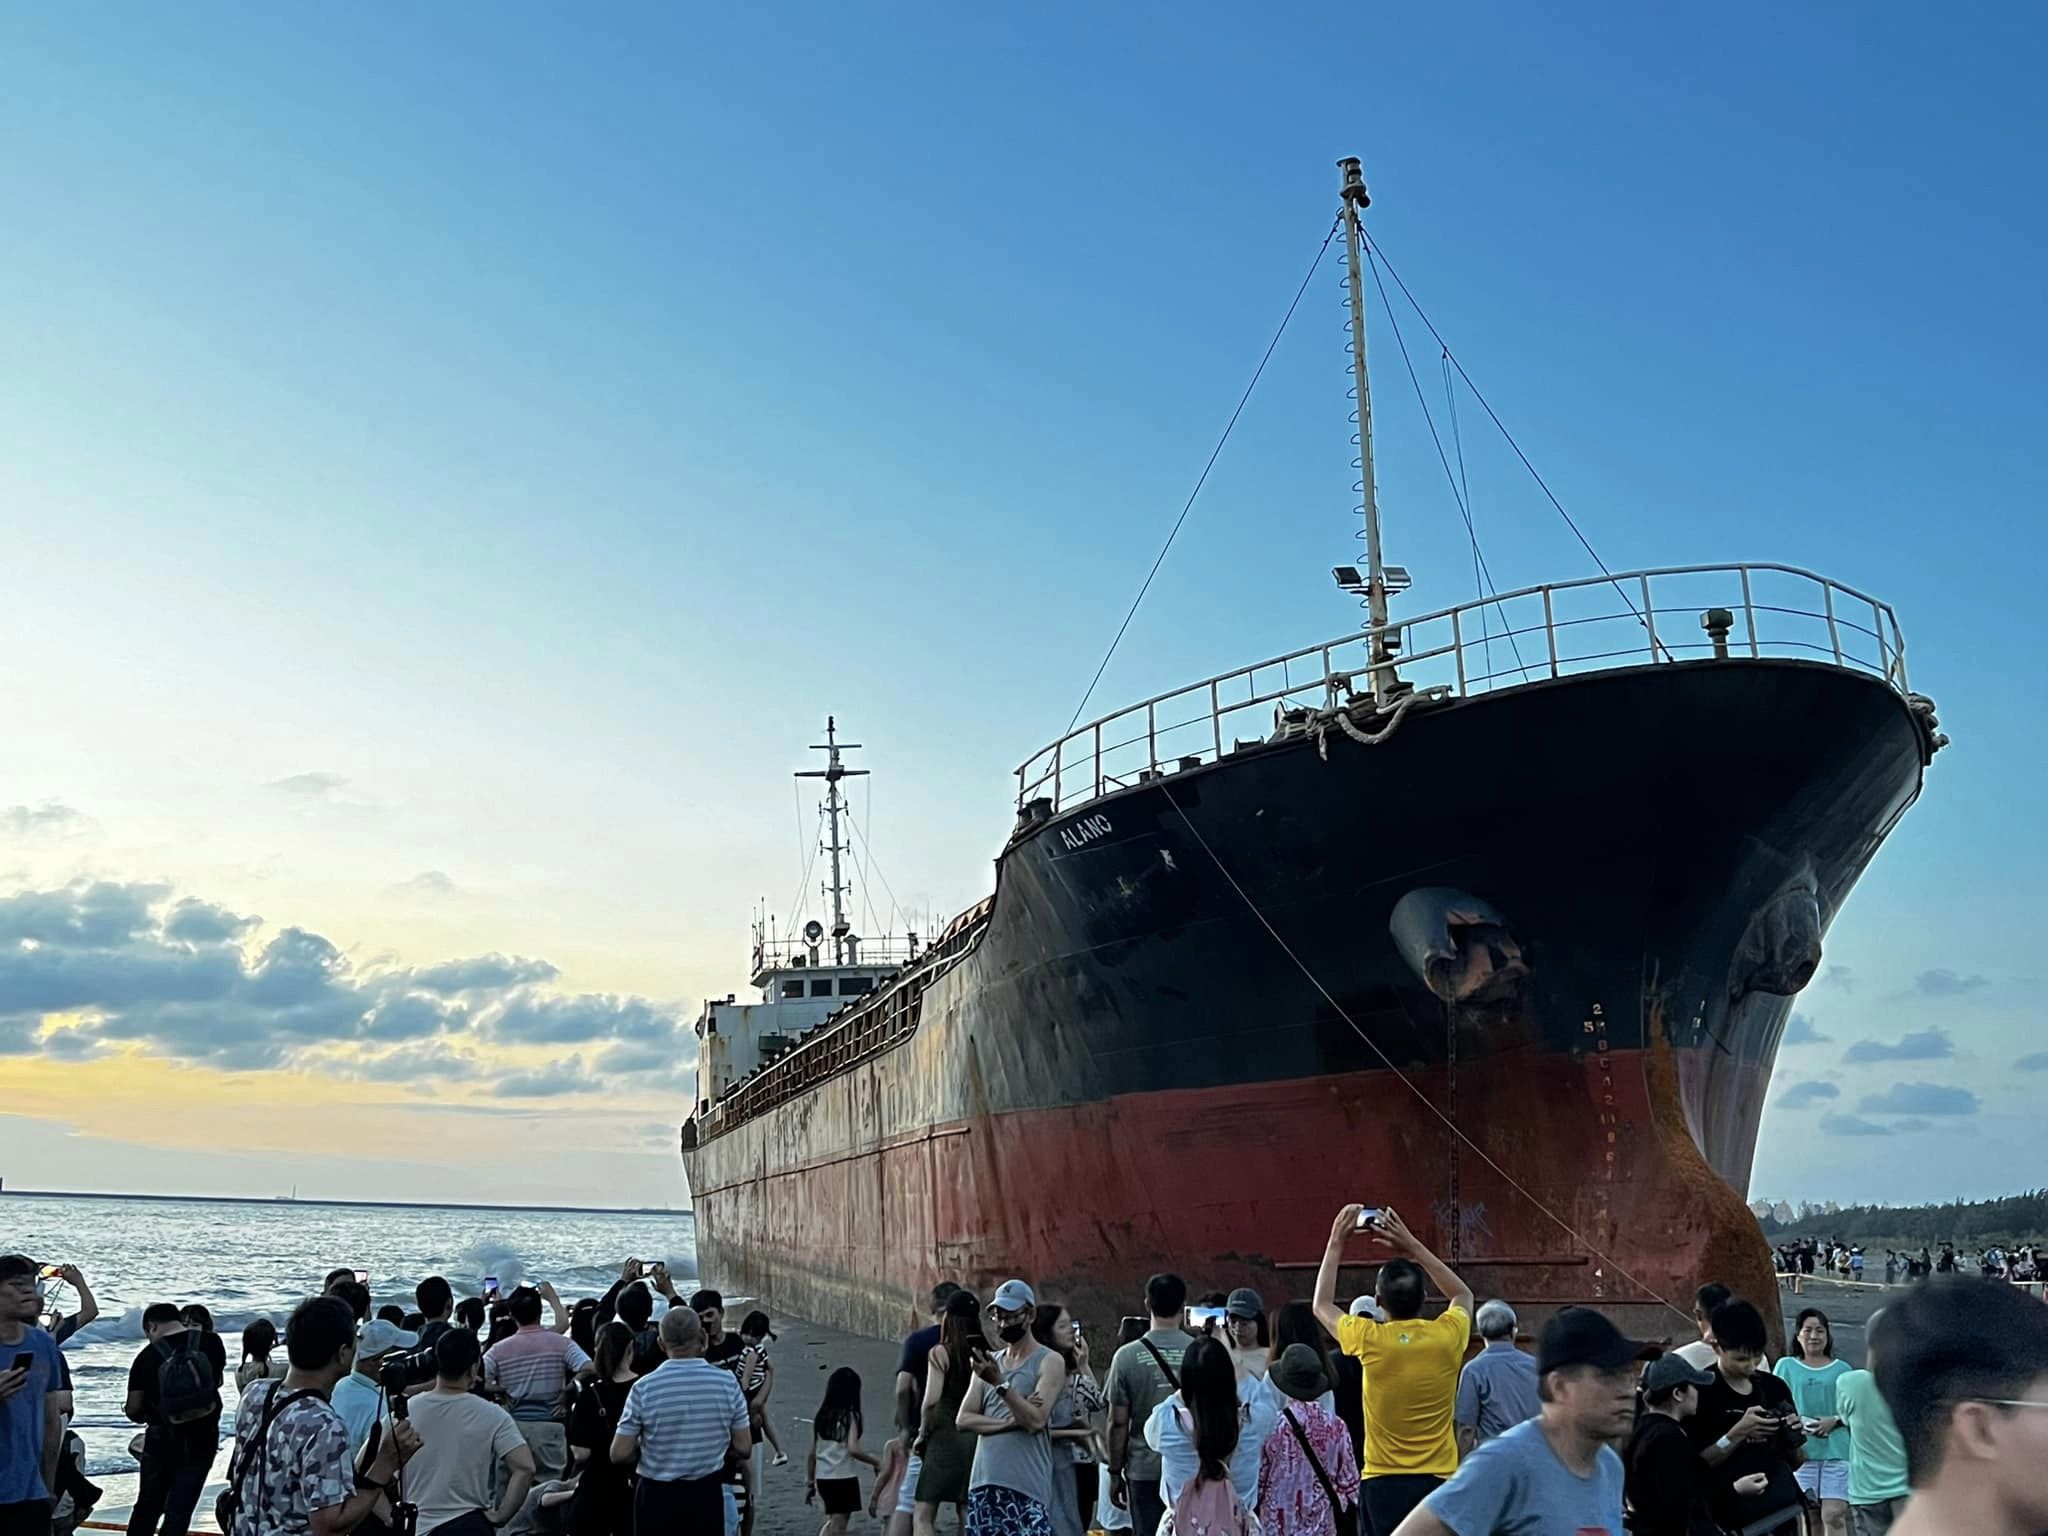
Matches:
[680,160,1943,1340]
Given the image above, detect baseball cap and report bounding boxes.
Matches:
[989,1279,1035,1313]
[1536,1307,1661,1374]
[1641,1353,1714,1396]
[1348,1295,1385,1321]
[1224,1288,1263,1320]
[358,1318,420,1357]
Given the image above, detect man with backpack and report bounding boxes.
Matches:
[1105,1272,1194,1536]
[123,1303,226,1536]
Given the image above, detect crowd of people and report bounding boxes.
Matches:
[1774,1238,2044,1287]
[4,1212,2047,1536]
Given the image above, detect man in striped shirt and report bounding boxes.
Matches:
[483,1288,591,1479]
[611,1308,751,1535]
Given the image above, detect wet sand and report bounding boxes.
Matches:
[739,1311,916,1536]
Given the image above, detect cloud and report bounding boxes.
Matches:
[595,1036,694,1077]
[352,1043,481,1082]
[488,993,668,1045]
[39,1027,103,1060]
[1819,965,1853,992]
[1906,968,1987,999]
[1820,1114,1892,1137]
[162,898,259,946]
[1843,1028,1954,1064]
[2,802,90,838]
[2017,1051,2048,1072]
[267,771,349,797]
[0,880,169,948]
[1782,1013,1831,1046]
[395,871,460,897]
[491,1057,594,1098]
[1857,1082,1981,1117]
[0,879,678,1076]
[404,955,558,996]
[361,992,463,1041]
[1777,1079,1840,1109]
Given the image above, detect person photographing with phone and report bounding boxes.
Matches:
[1310,1205,1473,1536]
[1681,1300,1806,1533]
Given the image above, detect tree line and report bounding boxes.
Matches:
[1757,1189,2047,1247]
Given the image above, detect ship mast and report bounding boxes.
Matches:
[1338,155,1398,703]
[797,716,867,965]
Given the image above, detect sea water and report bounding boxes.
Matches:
[2,1192,697,1477]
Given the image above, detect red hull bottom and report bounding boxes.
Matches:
[688,1041,1778,1344]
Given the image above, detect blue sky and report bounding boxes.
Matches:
[1,1,2042,1205]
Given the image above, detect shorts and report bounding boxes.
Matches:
[1849,1497,1907,1536]
[818,1479,861,1516]
[1796,1460,1850,1503]
[895,1455,924,1517]
[516,1421,570,1481]
[965,1486,1054,1536]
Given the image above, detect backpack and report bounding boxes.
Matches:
[158,1334,217,1426]
[630,1324,664,1377]
[1164,1473,1255,1536]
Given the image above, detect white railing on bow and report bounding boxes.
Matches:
[1016,564,1909,814]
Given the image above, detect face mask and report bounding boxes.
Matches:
[998,1322,1028,1344]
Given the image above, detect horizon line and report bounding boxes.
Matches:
[0,1187,693,1219]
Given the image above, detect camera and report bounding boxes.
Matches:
[381,1346,436,1404]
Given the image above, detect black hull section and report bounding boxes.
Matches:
[685,659,1928,1338]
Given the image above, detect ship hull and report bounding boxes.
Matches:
[684,660,1928,1340]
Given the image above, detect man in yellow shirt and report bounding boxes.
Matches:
[1312,1203,1474,1536]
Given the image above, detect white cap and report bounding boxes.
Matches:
[1349,1295,1385,1320]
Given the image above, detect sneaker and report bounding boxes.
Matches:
[771,1452,788,1467]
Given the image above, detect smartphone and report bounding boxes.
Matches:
[353,1269,370,1286]
[1071,1320,1084,1343]
[1354,1207,1383,1231]
[11,1352,33,1374]
[1186,1306,1227,1329]
[482,1276,500,1301]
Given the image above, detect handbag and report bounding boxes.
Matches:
[215,1387,321,1534]
[1281,1404,1358,1536]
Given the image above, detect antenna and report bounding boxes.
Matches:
[1338,155,1399,703]
[795,716,868,965]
